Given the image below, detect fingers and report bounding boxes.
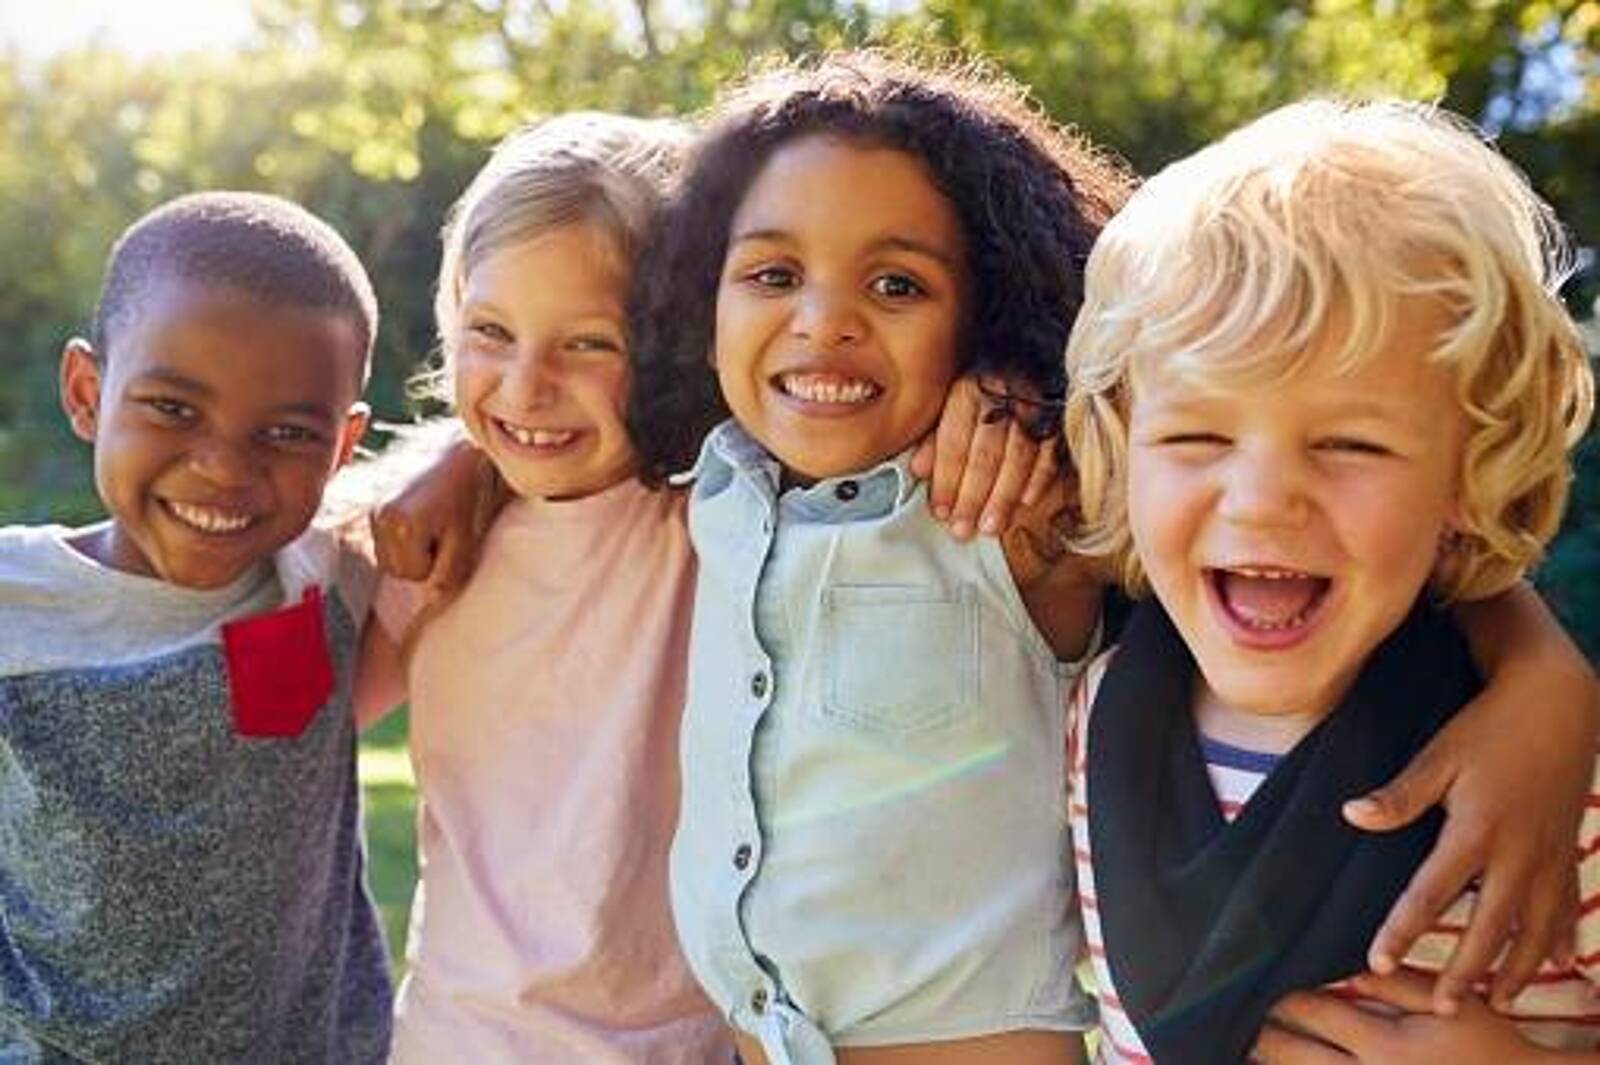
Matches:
[1251,1022,1352,1065]
[1490,859,1577,1007]
[1552,878,1580,968]
[970,419,1038,536]
[369,503,437,582]
[1346,969,1442,1013]
[1261,991,1376,1059]
[942,410,1012,539]
[1368,826,1482,991]
[1021,440,1059,508]
[1343,729,1458,833]
[925,379,981,526]
[427,522,478,594]
[921,375,1062,537]
[1433,865,1526,1012]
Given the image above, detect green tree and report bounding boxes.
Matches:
[0,0,1593,652]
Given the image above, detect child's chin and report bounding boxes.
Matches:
[162,558,264,590]
[1206,663,1340,718]
[507,468,608,502]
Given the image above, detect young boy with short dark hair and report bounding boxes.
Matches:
[0,191,392,1061]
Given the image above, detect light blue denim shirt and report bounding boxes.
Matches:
[669,422,1095,1065]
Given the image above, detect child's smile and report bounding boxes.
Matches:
[713,135,968,481]
[772,369,882,409]
[1204,564,1333,648]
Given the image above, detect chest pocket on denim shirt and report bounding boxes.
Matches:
[821,583,979,736]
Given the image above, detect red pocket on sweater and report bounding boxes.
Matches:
[222,586,335,738]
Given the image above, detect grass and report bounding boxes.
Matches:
[358,709,417,973]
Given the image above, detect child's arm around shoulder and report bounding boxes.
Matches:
[1346,584,1599,1011]
[353,601,408,730]
[343,527,447,730]
[306,503,409,730]
[369,433,504,590]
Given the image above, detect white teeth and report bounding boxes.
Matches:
[1239,614,1304,631]
[1229,566,1314,580]
[778,373,880,405]
[498,421,576,448]
[166,501,252,534]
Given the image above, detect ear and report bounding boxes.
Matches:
[334,402,371,468]
[59,338,103,443]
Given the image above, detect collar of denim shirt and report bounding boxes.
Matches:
[674,419,919,523]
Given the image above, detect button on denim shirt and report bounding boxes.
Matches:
[670,422,1095,1065]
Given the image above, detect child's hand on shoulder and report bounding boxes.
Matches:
[909,373,1058,539]
[1253,970,1583,1064]
[371,434,503,591]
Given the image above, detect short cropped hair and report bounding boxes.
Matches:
[92,191,378,387]
[428,111,687,403]
[1064,99,1595,601]
[629,49,1134,482]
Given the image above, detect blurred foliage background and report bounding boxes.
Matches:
[1,0,1596,660]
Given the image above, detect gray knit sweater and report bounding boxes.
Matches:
[0,524,391,1063]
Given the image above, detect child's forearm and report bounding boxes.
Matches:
[353,621,406,730]
[1453,582,1597,695]
[1001,482,1107,662]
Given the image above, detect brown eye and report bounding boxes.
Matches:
[870,272,925,300]
[143,397,196,423]
[468,321,514,344]
[746,265,799,290]
[263,424,323,446]
[566,335,623,354]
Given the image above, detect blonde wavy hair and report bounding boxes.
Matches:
[1063,98,1595,601]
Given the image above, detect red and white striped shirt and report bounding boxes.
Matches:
[1066,652,1600,1062]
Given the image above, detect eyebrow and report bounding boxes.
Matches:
[130,367,339,426]
[1142,388,1432,431]
[459,296,625,321]
[728,228,961,270]
[131,366,211,396]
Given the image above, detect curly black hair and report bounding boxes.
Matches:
[628,49,1134,482]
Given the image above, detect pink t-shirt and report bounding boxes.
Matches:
[376,479,730,1064]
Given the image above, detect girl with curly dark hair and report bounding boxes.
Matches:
[643,50,1128,1065]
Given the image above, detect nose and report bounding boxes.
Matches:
[790,282,863,349]
[1217,443,1309,529]
[188,435,259,489]
[502,343,561,407]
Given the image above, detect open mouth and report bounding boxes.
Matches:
[162,499,256,535]
[1207,565,1332,645]
[493,418,580,451]
[773,371,882,407]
